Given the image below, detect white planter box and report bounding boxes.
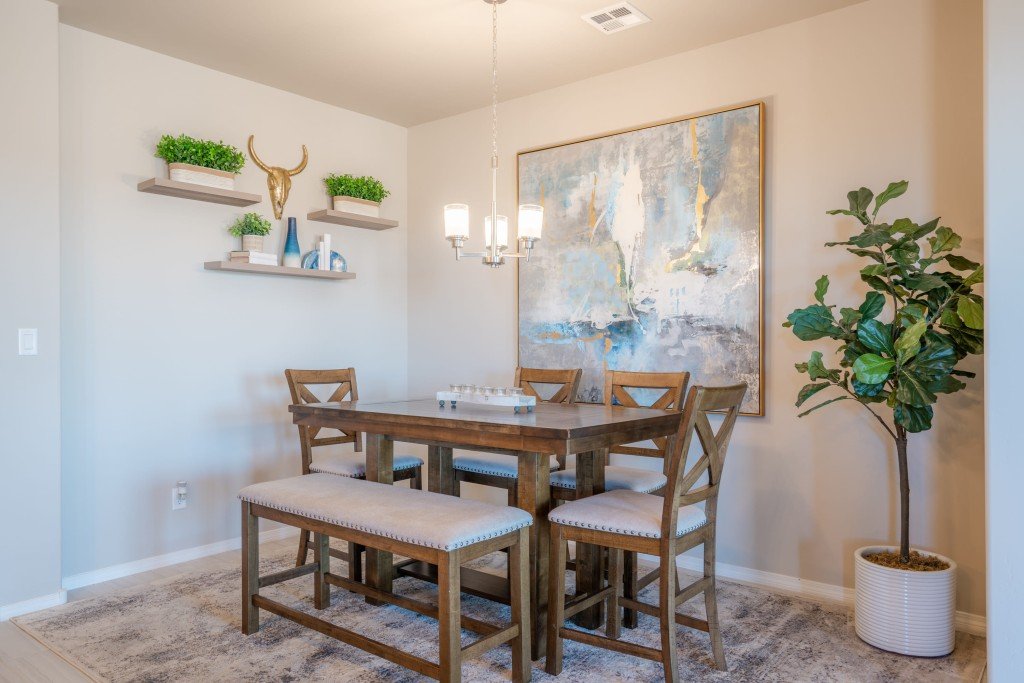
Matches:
[333,195,381,217]
[168,163,236,190]
[854,545,956,657]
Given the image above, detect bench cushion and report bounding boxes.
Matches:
[548,489,707,539]
[309,453,423,478]
[239,474,532,551]
[453,452,561,479]
[549,466,667,494]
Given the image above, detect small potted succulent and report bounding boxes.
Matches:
[324,174,390,217]
[228,212,273,252]
[155,134,246,190]
[785,181,983,657]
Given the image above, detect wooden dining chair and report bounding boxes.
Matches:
[546,382,747,680]
[549,370,690,627]
[284,368,425,572]
[451,367,582,506]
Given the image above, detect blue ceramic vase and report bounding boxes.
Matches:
[282,217,301,267]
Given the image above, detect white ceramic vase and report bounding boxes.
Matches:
[333,195,381,217]
[854,545,956,657]
[168,162,236,190]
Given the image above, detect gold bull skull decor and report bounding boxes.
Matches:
[247,135,308,219]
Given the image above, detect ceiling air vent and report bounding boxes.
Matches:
[582,2,650,35]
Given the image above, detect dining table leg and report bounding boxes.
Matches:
[427,445,455,496]
[364,432,394,603]
[572,449,608,629]
[516,451,550,660]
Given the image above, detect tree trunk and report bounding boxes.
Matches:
[896,427,910,563]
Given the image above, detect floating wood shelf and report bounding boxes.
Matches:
[307,209,399,231]
[204,261,356,280]
[138,178,262,207]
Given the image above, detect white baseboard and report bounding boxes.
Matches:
[0,590,68,621]
[61,526,297,592]
[632,552,986,637]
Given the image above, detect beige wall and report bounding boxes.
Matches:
[0,0,62,613]
[985,0,1024,676]
[408,0,985,616]
[59,26,409,580]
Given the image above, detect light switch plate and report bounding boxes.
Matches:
[18,329,38,356]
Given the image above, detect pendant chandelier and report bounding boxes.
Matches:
[444,0,543,267]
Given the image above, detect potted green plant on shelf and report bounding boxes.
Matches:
[784,180,983,657]
[155,134,246,190]
[324,174,390,217]
[228,212,273,253]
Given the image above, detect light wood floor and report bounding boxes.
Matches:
[0,537,297,683]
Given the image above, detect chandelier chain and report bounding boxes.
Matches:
[491,0,498,164]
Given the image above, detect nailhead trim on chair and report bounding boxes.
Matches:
[549,515,707,539]
[309,454,423,476]
[453,454,561,479]
[548,466,667,494]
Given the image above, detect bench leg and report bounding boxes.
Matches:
[295,528,311,567]
[241,501,260,634]
[438,552,462,683]
[545,524,566,675]
[510,527,532,683]
[314,532,331,609]
[348,542,363,583]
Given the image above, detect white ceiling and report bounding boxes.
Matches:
[53,0,866,127]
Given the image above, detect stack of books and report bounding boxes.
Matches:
[229,251,279,266]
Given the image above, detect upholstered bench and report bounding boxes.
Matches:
[239,473,533,682]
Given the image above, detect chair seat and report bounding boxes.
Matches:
[549,465,667,494]
[548,489,707,539]
[453,452,561,479]
[309,453,423,478]
[240,473,532,551]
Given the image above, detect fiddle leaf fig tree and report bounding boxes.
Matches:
[784,181,983,565]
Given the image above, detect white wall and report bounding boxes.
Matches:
[0,0,62,613]
[984,0,1024,677]
[59,27,408,579]
[408,0,986,616]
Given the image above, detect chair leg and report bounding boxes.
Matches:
[623,551,638,628]
[607,548,623,640]
[545,525,567,676]
[295,528,311,567]
[348,542,363,583]
[509,528,532,683]
[659,552,679,683]
[453,473,462,497]
[411,466,423,490]
[241,502,260,635]
[438,553,462,683]
[313,532,331,609]
[704,538,727,670]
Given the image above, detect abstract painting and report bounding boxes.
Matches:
[517,102,763,415]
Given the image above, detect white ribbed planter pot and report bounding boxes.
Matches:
[854,546,956,657]
[333,195,381,217]
[168,162,236,190]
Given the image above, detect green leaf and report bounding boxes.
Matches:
[857,319,894,355]
[853,353,895,384]
[847,248,885,263]
[895,320,927,362]
[849,187,874,213]
[895,403,933,433]
[805,351,830,380]
[963,265,984,287]
[786,305,843,341]
[814,275,829,304]
[895,369,937,407]
[796,382,831,408]
[872,181,908,217]
[887,240,921,266]
[852,378,887,398]
[897,303,928,327]
[904,273,948,293]
[928,226,962,254]
[927,374,967,395]
[945,254,980,271]
[839,307,863,327]
[909,217,940,240]
[797,396,850,417]
[956,296,983,330]
[825,210,869,226]
[951,369,977,378]
[907,333,958,380]
[851,229,893,248]
[859,292,886,320]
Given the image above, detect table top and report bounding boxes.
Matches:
[289,398,680,454]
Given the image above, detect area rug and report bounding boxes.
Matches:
[14,544,985,682]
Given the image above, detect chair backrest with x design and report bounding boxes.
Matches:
[515,367,582,405]
[284,368,361,474]
[661,383,747,543]
[604,370,691,459]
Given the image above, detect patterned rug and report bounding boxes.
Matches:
[14,544,985,682]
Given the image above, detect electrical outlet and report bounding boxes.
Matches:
[172,481,188,510]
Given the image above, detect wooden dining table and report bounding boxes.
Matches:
[289,397,680,659]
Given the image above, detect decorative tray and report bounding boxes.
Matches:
[436,387,537,413]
